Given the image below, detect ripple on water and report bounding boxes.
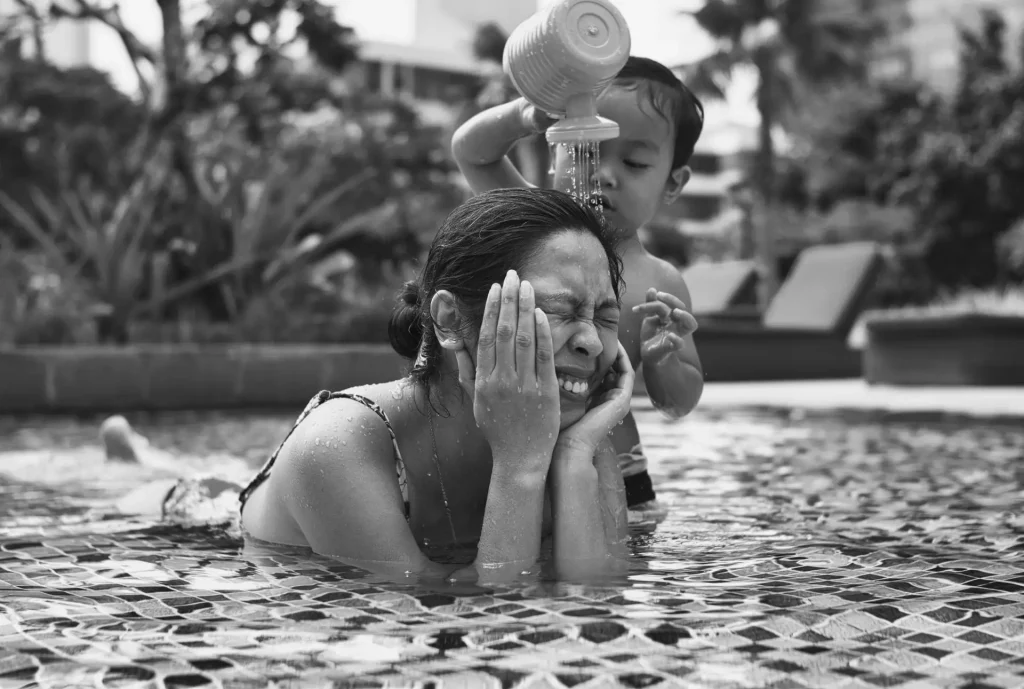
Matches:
[1,407,1024,687]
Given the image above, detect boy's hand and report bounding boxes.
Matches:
[518,98,558,134]
[633,288,699,367]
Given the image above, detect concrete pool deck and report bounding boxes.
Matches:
[636,379,1024,419]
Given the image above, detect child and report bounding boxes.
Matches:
[451,56,705,524]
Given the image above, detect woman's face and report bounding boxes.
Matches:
[518,230,622,429]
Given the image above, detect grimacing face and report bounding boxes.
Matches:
[552,85,682,233]
[515,230,621,429]
[458,230,621,429]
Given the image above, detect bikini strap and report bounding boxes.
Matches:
[238,391,409,517]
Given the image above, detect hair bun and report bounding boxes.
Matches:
[389,281,425,360]
[399,281,421,307]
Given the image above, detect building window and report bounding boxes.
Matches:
[413,67,480,101]
[689,152,722,175]
[364,61,382,93]
[679,195,723,222]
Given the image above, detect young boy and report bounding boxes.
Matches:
[451,56,705,524]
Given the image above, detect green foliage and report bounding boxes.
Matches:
[191,0,359,141]
[793,9,1024,297]
[471,22,507,65]
[0,243,94,346]
[686,0,881,117]
[0,56,147,241]
[862,287,1024,322]
[0,156,170,342]
[0,0,462,346]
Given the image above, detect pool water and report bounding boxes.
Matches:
[1,406,1023,689]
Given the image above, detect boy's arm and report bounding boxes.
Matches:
[637,264,704,419]
[451,98,552,193]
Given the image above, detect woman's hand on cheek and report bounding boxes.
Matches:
[454,270,562,475]
[555,342,635,457]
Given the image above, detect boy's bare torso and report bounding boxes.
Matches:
[616,240,675,370]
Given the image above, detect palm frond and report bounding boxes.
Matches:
[682,48,737,99]
[688,0,747,43]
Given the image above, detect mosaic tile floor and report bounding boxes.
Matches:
[1,407,1023,688]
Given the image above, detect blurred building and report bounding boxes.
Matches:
[645,109,756,265]
[335,0,536,125]
[866,0,1024,89]
[0,0,93,68]
[1,0,536,111]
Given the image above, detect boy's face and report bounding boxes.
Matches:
[552,84,688,233]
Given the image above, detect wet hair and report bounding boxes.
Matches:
[614,56,705,170]
[388,188,625,389]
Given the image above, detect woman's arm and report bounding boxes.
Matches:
[276,399,548,584]
[548,437,629,580]
[463,455,547,583]
[592,439,630,556]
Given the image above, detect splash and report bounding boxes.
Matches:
[551,141,604,216]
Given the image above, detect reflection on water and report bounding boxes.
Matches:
[1,407,1023,688]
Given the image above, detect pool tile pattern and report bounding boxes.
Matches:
[2,407,1023,688]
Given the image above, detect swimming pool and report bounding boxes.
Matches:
[2,406,1023,688]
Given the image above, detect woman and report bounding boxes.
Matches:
[238,188,635,582]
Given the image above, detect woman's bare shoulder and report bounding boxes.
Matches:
[276,384,409,478]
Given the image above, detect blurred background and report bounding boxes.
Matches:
[1,0,1023,347]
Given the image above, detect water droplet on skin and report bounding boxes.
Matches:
[342,440,347,446]
[548,433,553,438]
[315,437,321,446]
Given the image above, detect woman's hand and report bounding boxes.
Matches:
[455,270,561,472]
[556,342,635,457]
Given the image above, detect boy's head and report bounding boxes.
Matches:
[551,56,705,234]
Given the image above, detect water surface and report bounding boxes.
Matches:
[1,407,1022,688]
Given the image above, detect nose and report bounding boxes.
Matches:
[568,321,604,359]
[588,158,616,189]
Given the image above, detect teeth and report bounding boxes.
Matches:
[557,376,589,395]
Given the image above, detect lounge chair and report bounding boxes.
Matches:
[690,241,884,381]
[682,259,759,320]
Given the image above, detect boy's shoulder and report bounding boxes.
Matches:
[621,245,692,305]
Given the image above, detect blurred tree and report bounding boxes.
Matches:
[683,0,881,304]
[894,10,1024,290]
[2,0,361,318]
[471,22,507,64]
[794,78,942,209]
[1,0,461,341]
[0,56,147,246]
[788,9,1024,297]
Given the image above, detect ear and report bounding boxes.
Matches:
[663,165,691,205]
[430,290,464,351]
